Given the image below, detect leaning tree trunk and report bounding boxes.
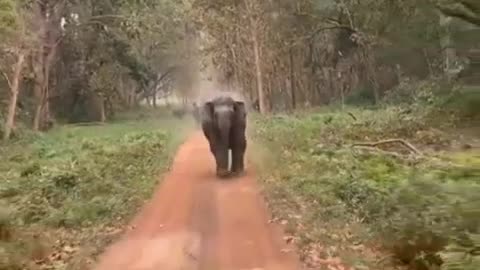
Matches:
[436,0,480,27]
[3,51,26,141]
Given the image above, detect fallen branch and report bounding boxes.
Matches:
[347,112,357,121]
[351,139,422,156]
[351,146,410,160]
[63,121,106,127]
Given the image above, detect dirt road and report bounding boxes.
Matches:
[93,131,301,270]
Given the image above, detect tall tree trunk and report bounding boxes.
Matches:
[289,48,296,110]
[252,26,266,114]
[100,97,106,122]
[33,60,45,131]
[32,0,60,131]
[244,0,266,113]
[32,1,46,131]
[439,12,457,82]
[152,91,157,107]
[33,52,54,131]
[362,48,379,104]
[3,52,26,141]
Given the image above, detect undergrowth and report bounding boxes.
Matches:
[250,105,479,270]
[0,116,191,270]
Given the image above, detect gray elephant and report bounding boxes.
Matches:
[171,106,186,119]
[191,102,201,124]
[200,95,247,178]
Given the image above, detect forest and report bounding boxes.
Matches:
[0,0,479,270]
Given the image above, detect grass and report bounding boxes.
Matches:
[249,105,480,270]
[0,111,194,270]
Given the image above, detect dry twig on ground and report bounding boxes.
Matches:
[351,139,422,156]
[347,112,357,121]
[351,145,409,160]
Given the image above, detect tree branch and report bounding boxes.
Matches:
[347,112,357,121]
[351,139,422,155]
[436,0,480,26]
[1,70,12,90]
[351,145,409,160]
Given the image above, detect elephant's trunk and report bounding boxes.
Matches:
[215,112,231,174]
[217,113,231,144]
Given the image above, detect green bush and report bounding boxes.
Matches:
[440,233,480,270]
[1,130,171,227]
[443,86,480,119]
[345,86,377,106]
[0,115,188,270]
[252,106,480,270]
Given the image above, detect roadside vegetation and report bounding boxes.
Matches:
[250,84,480,270]
[0,110,192,270]
[1,0,194,267]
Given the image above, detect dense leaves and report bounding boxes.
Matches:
[192,0,479,112]
[0,0,191,135]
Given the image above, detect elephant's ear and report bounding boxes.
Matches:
[205,101,214,118]
[234,101,246,117]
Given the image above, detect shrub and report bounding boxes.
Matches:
[252,105,480,270]
[1,130,171,227]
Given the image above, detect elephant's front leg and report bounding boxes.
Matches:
[214,143,230,178]
[231,138,246,176]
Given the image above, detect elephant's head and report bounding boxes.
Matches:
[204,96,245,143]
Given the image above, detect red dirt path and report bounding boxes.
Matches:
[93,131,301,270]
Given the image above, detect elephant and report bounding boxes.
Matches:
[200,95,247,178]
[252,98,260,112]
[191,102,201,124]
[171,107,186,119]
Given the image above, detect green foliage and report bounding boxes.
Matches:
[0,203,13,241]
[0,116,188,269]
[252,105,480,269]
[0,123,175,226]
[383,78,480,122]
[442,86,480,119]
[440,233,480,270]
[345,86,377,106]
[28,0,191,125]
[0,0,18,37]
[383,78,443,105]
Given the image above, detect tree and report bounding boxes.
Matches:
[29,0,64,131]
[45,0,188,122]
[1,0,28,140]
[192,0,478,111]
